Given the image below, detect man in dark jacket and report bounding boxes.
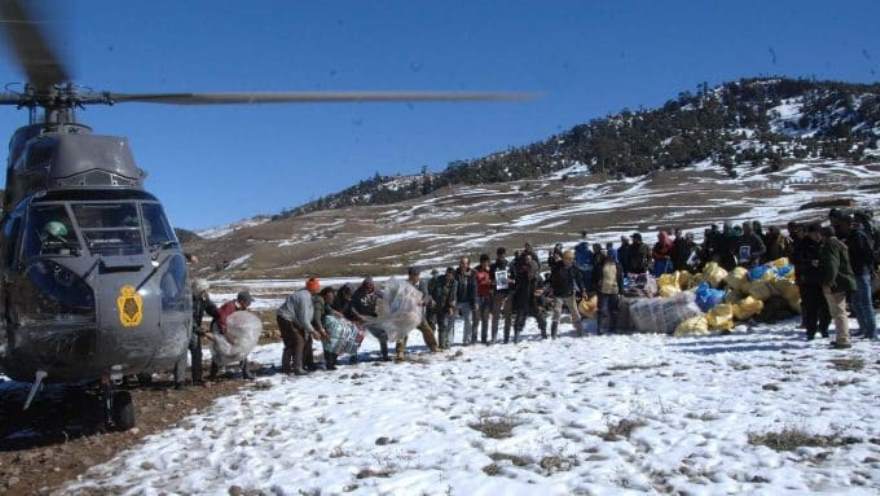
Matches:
[187,279,219,385]
[834,214,876,339]
[627,233,651,274]
[549,250,584,338]
[510,253,546,343]
[671,229,695,272]
[763,226,793,262]
[351,276,390,361]
[794,223,830,340]
[454,257,478,345]
[489,247,513,343]
[430,267,458,349]
[735,222,766,267]
[817,225,857,349]
[618,236,632,275]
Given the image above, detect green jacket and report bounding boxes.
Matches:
[820,236,857,294]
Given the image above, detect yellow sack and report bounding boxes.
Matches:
[674,315,710,336]
[747,280,776,301]
[676,271,692,289]
[578,295,598,318]
[772,278,801,313]
[658,284,682,298]
[770,257,790,269]
[686,273,705,290]
[724,267,749,292]
[733,296,764,320]
[658,273,678,288]
[702,262,729,288]
[707,304,735,331]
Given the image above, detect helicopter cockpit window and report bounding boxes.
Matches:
[142,203,177,250]
[72,203,144,256]
[23,204,80,259]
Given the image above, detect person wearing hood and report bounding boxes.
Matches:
[277,279,321,375]
[796,223,831,340]
[652,230,674,277]
[719,222,739,270]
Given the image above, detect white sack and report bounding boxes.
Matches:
[212,311,262,366]
[366,278,423,342]
[628,292,703,334]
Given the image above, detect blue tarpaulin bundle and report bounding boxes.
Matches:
[694,282,726,312]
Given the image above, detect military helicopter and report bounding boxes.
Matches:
[0,0,527,430]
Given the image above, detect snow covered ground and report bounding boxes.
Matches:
[62,316,880,495]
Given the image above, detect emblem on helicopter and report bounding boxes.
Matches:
[116,285,144,328]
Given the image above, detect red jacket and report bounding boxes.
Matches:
[475,267,493,298]
[215,300,239,333]
[653,232,674,261]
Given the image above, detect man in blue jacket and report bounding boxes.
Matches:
[574,231,594,294]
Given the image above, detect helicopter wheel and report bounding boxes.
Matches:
[110,391,136,431]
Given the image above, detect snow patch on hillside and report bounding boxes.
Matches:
[197,217,270,240]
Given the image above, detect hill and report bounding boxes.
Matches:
[184,77,880,280]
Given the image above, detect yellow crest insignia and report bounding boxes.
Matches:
[117,285,143,328]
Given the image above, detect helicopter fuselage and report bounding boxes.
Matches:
[0,125,192,384]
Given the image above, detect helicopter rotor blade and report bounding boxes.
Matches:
[0,0,70,89]
[104,91,535,106]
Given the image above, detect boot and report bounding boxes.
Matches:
[380,339,391,362]
[281,348,293,374]
[551,322,558,339]
[208,361,219,380]
[241,360,255,380]
[326,353,337,371]
[513,328,522,344]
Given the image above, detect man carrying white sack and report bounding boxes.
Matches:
[277,278,322,375]
[395,267,440,360]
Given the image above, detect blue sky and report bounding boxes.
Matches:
[1,0,877,230]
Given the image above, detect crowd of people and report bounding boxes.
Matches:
[180,207,879,385]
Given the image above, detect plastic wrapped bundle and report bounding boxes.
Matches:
[366,278,423,342]
[211,311,262,367]
[695,282,726,312]
[674,315,709,337]
[629,292,703,334]
[323,314,366,355]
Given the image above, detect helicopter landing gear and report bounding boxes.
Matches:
[22,369,48,410]
[100,378,136,431]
